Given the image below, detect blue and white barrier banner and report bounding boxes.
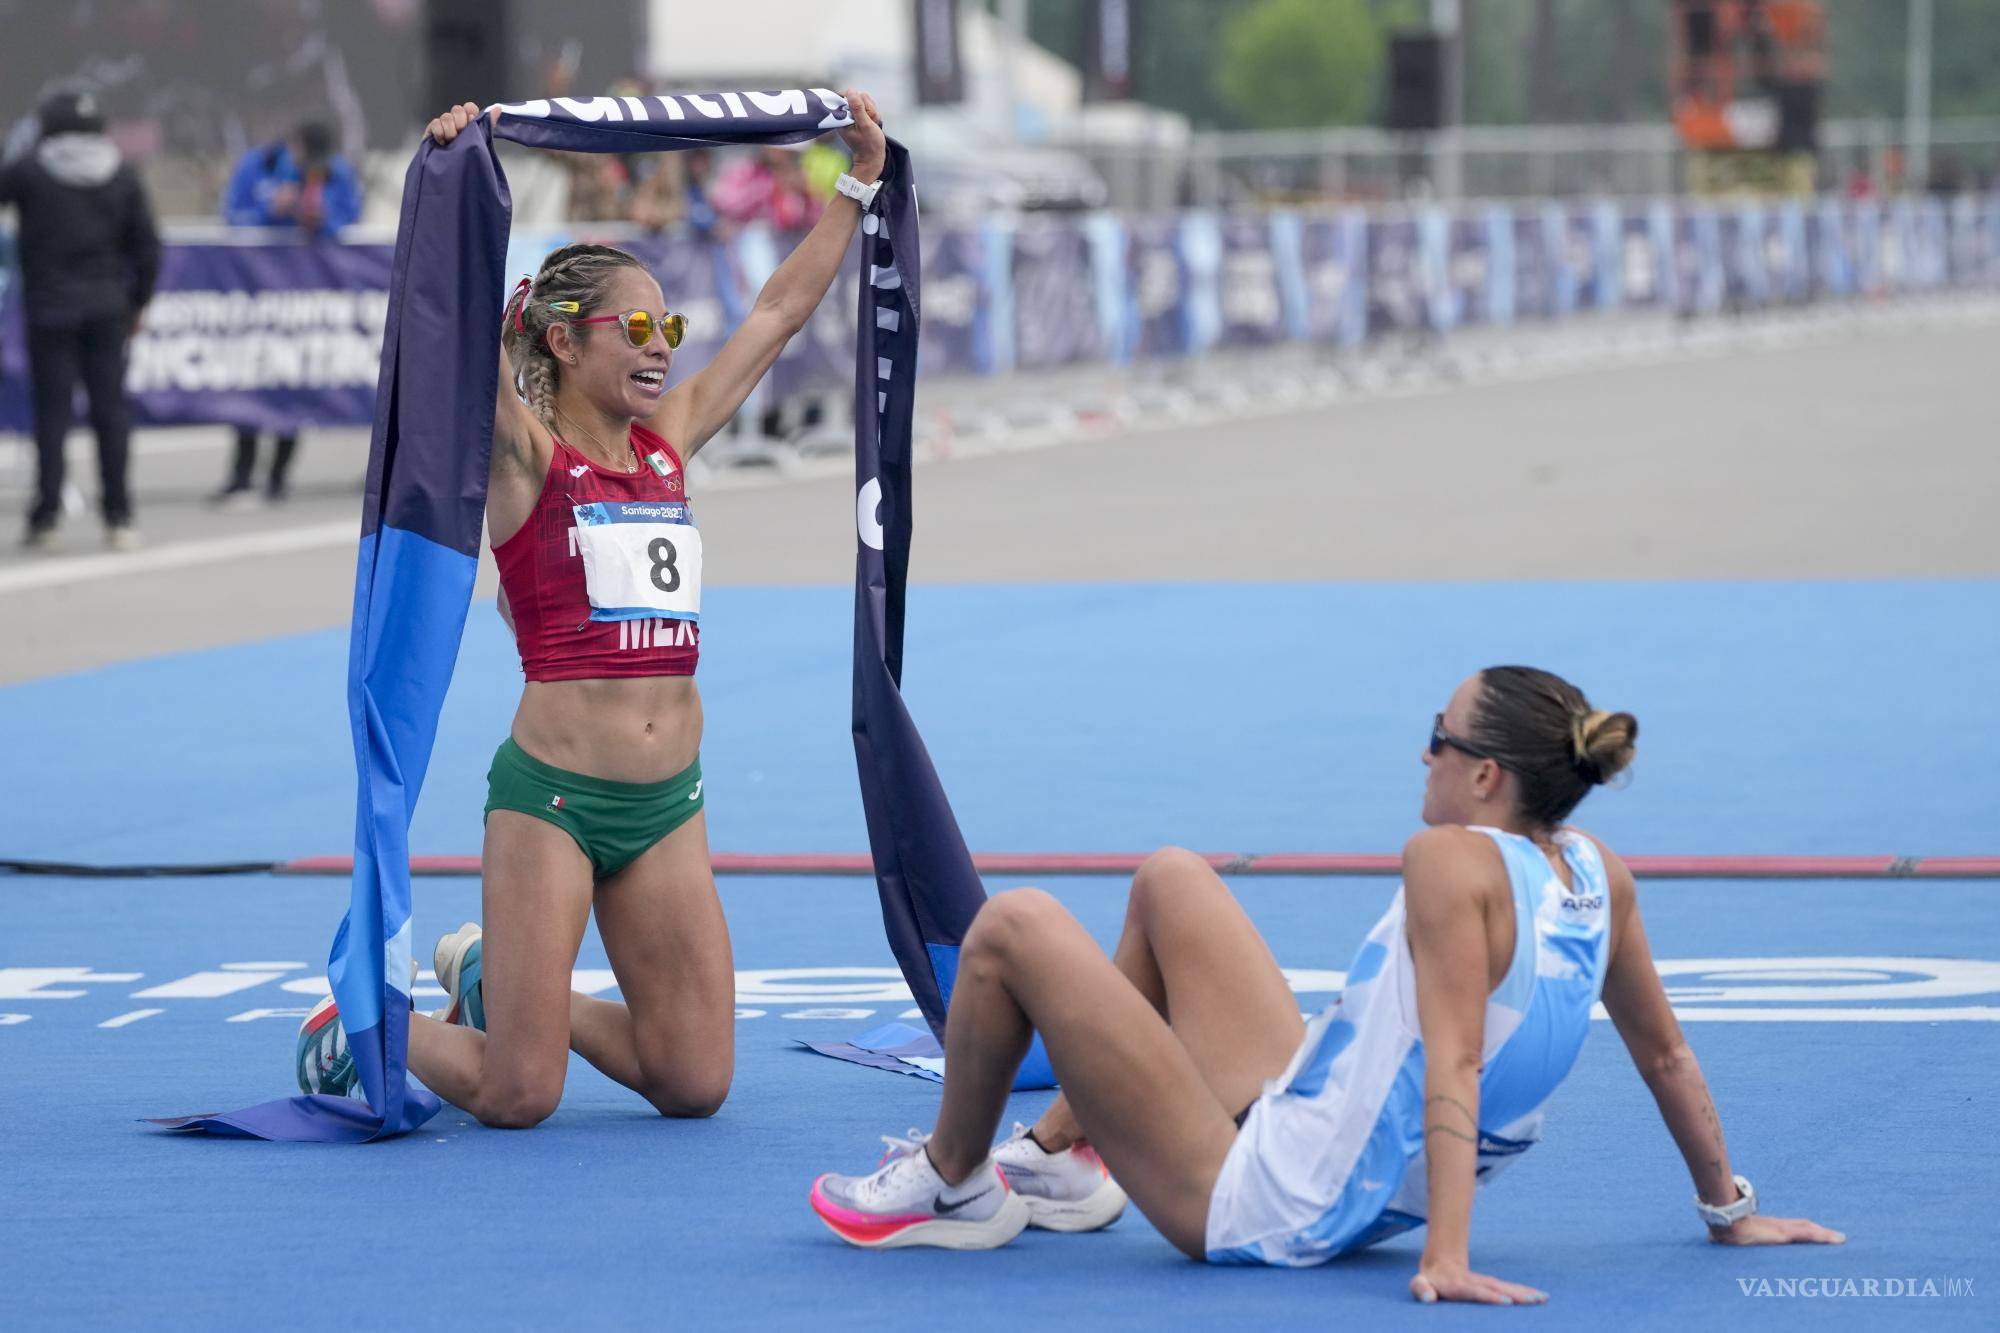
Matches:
[1296,210,1368,348]
[0,238,393,434]
[1509,207,1560,321]
[1563,205,1610,313]
[762,223,862,401]
[1010,220,1102,371]
[6,193,1997,435]
[1723,205,1769,308]
[1674,204,1726,317]
[1809,201,1854,297]
[1123,214,1192,360]
[1618,202,1677,310]
[1366,216,1424,336]
[916,223,991,377]
[1216,214,1289,347]
[1767,201,1811,305]
[1446,207,1510,329]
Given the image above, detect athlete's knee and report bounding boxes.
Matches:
[641,1068,731,1119]
[476,1074,564,1129]
[1131,846,1223,919]
[633,1041,732,1118]
[966,887,1066,964]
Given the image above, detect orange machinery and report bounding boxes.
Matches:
[1669,0,1825,193]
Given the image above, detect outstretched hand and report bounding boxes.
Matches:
[1710,1215,1847,1246]
[1411,1260,1549,1307]
[836,88,886,179]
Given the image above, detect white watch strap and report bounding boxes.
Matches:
[835,172,881,210]
[1695,1175,1756,1228]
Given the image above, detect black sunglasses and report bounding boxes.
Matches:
[1429,712,1497,762]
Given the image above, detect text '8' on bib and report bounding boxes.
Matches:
[572,500,703,623]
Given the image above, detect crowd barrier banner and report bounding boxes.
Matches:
[1010,220,1102,372]
[1216,213,1290,348]
[0,238,393,434]
[915,221,990,377]
[4,193,1997,434]
[1365,215,1423,336]
[1296,210,1368,348]
[1122,214,1192,361]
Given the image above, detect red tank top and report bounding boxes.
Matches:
[493,423,700,682]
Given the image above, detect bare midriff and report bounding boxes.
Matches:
[511,675,703,783]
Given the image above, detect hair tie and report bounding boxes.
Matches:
[507,275,532,332]
[1570,710,1606,781]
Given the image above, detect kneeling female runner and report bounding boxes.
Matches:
[297,93,887,1128]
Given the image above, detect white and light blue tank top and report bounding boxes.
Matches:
[1205,825,1614,1266]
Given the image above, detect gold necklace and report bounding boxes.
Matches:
[555,407,635,472]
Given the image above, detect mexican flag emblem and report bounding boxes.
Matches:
[646,451,675,477]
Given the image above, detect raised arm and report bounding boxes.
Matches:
[1595,844,1844,1247]
[647,89,887,460]
[1402,829,1549,1307]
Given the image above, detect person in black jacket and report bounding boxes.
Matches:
[0,90,160,549]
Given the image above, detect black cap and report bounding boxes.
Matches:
[39,89,105,136]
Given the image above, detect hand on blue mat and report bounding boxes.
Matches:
[1410,1260,1549,1307]
[1707,1215,1847,1246]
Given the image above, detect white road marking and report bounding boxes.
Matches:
[0,520,358,595]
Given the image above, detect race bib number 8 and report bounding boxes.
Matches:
[572,500,703,623]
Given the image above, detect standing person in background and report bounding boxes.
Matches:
[0,90,159,551]
[213,121,361,506]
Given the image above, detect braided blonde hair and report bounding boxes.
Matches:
[501,243,650,432]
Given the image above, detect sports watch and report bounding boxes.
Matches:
[1695,1175,1757,1229]
[834,172,882,210]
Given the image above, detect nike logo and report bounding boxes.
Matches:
[933,1186,993,1216]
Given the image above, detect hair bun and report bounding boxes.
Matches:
[1571,709,1638,784]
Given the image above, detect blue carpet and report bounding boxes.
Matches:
[2,581,1996,864]
[2,872,1996,1329]
[4,579,1998,1328]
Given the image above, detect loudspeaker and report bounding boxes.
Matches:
[426,0,511,112]
[1385,32,1445,131]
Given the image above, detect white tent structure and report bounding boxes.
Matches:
[647,0,1082,132]
[645,0,1116,215]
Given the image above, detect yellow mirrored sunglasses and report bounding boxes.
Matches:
[549,302,687,350]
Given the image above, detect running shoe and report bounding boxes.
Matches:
[991,1122,1129,1232]
[294,959,420,1099]
[295,994,360,1099]
[810,1129,1030,1250]
[432,922,485,1030]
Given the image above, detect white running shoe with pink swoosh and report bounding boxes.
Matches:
[991,1122,1129,1232]
[810,1129,1030,1250]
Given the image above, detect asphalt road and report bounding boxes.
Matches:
[2,311,1994,683]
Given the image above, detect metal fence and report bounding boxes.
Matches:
[1070,117,2000,211]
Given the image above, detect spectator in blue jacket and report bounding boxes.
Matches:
[221,121,361,234]
[214,121,360,504]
